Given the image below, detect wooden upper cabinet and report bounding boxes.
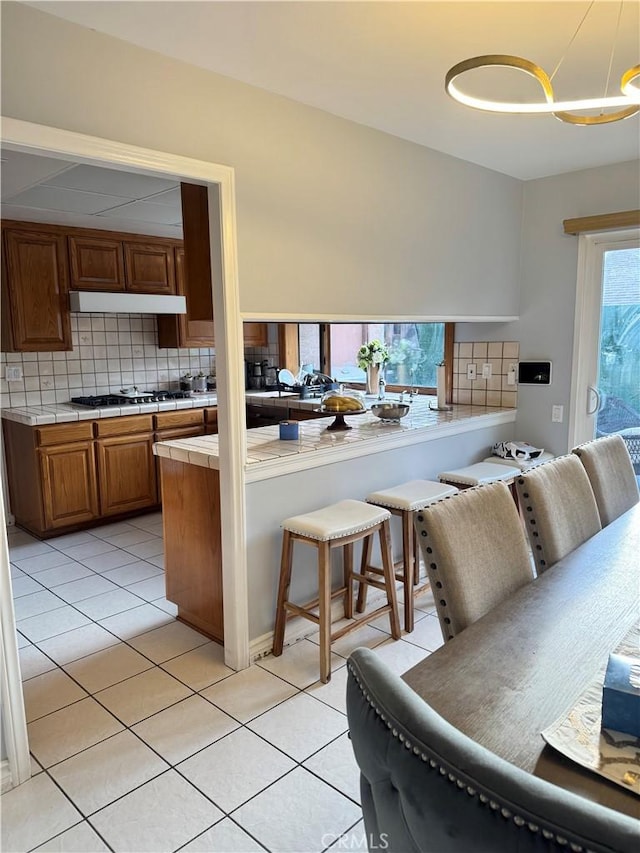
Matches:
[124,241,176,294]
[244,323,268,347]
[68,235,126,291]
[1,224,72,352]
[157,183,215,348]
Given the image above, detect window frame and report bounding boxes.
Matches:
[281,322,455,398]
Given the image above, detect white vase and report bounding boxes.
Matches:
[366,364,380,395]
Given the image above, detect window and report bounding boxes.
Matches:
[298,322,450,389]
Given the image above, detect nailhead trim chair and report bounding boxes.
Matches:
[414,481,534,641]
[359,480,458,633]
[515,455,602,575]
[346,648,639,853]
[273,499,401,683]
[572,434,639,527]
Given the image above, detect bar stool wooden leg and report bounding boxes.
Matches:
[400,510,414,633]
[343,542,354,619]
[380,519,401,640]
[318,540,332,683]
[273,530,294,656]
[356,533,372,614]
[413,526,420,585]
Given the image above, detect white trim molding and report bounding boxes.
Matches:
[0,117,252,782]
[568,227,640,449]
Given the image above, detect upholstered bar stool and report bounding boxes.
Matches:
[273,499,401,683]
[438,461,521,503]
[482,451,555,472]
[358,480,459,633]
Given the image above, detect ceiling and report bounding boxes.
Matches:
[0,151,183,237]
[22,0,640,181]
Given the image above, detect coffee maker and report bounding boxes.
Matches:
[246,360,269,390]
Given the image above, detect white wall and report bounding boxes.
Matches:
[1,2,522,321]
[459,159,640,455]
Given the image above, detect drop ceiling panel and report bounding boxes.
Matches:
[0,149,76,200]
[45,164,179,198]
[5,185,129,215]
[96,200,182,226]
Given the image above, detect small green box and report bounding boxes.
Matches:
[601,654,640,737]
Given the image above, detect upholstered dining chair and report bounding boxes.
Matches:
[346,648,639,853]
[413,481,534,642]
[515,455,602,575]
[572,434,639,527]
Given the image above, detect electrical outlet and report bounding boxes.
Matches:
[466,363,476,380]
[552,405,564,423]
[5,366,23,381]
[507,364,517,386]
[482,363,492,379]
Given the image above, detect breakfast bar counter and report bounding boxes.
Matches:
[153,399,517,652]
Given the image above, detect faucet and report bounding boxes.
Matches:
[378,377,386,400]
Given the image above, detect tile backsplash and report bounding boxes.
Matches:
[452,341,519,408]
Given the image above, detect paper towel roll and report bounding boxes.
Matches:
[437,364,446,409]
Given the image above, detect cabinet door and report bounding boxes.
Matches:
[68,235,126,291]
[96,434,158,516]
[40,442,99,529]
[124,242,176,294]
[244,323,268,347]
[2,227,72,351]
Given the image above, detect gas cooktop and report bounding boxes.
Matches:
[70,390,193,408]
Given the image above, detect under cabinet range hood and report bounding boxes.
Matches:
[69,291,187,314]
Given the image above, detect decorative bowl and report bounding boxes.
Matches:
[370,402,410,422]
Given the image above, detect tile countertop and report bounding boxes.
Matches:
[0,393,220,425]
[153,398,517,483]
[1,389,336,424]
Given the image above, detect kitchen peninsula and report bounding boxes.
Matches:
[153,398,516,654]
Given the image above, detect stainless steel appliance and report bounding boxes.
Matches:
[70,390,193,407]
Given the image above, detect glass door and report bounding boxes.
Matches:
[570,229,640,471]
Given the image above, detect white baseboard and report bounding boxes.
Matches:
[1,759,13,793]
[249,586,391,662]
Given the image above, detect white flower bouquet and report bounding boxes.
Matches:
[357,339,389,369]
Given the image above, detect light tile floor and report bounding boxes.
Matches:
[2,513,443,853]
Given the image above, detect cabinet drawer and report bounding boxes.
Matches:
[154,409,204,430]
[36,421,94,446]
[204,407,218,435]
[95,414,153,437]
[155,425,206,442]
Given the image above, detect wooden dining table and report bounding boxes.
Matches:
[402,502,640,820]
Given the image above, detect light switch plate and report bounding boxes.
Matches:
[466,363,477,380]
[482,363,492,379]
[552,405,564,423]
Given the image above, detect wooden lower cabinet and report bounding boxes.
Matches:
[160,458,223,642]
[4,407,218,538]
[40,442,100,529]
[96,434,158,516]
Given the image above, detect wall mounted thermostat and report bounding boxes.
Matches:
[518,361,552,385]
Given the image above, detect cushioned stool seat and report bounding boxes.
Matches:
[482,451,555,472]
[438,462,521,487]
[273,499,401,683]
[361,480,458,632]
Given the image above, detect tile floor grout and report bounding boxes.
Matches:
[4,513,443,853]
